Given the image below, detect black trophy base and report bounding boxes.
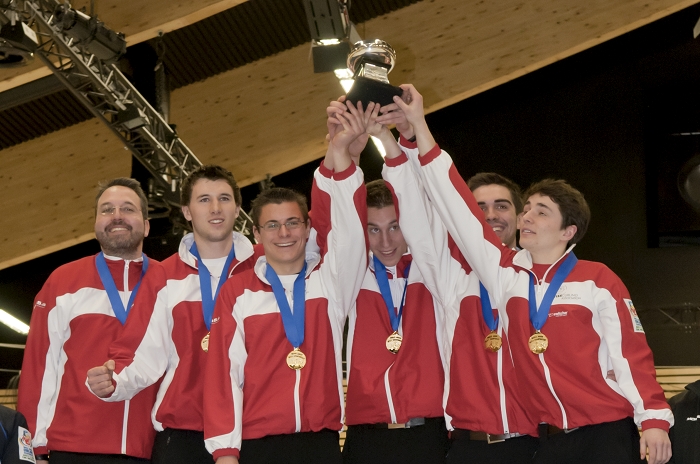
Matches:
[345,76,403,109]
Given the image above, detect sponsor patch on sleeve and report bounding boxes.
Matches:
[18,426,36,463]
[624,299,644,333]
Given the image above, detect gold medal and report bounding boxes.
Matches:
[484,331,502,352]
[528,331,548,354]
[286,348,307,370]
[201,333,210,352]
[386,331,403,354]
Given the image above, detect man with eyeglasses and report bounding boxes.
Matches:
[202,103,369,464]
[18,178,161,464]
[86,165,258,464]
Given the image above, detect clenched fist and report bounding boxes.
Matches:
[87,359,116,398]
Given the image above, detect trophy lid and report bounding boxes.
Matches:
[347,39,396,74]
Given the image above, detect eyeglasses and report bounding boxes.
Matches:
[258,220,305,232]
[99,205,141,216]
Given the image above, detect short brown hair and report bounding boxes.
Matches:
[366,179,394,209]
[95,178,148,219]
[250,188,309,227]
[181,165,242,207]
[468,172,523,213]
[524,179,590,244]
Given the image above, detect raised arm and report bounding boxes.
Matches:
[389,85,515,302]
[370,102,459,308]
[317,101,370,318]
[310,97,371,256]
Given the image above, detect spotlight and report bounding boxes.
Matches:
[53,4,126,63]
[303,0,355,73]
[117,106,148,130]
[0,10,38,68]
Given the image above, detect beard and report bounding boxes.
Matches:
[96,221,145,258]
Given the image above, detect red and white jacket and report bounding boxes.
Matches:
[18,255,160,458]
[344,253,446,426]
[414,145,673,432]
[101,232,256,432]
[383,139,535,436]
[310,152,446,427]
[203,163,367,460]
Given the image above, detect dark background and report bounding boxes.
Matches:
[3,4,700,385]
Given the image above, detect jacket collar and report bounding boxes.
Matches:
[253,251,321,285]
[178,232,254,273]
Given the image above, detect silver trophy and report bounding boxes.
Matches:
[345,40,403,108]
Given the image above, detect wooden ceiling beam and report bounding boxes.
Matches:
[0,0,249,94]
[1,0,698,269]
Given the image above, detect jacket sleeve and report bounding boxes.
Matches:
[418,145,516,307]
[17,273,64,456]
[317,162,368,320]
[382,145,460,310]
[594,269,673,431]
[203,281,246,460]
[102,264,170,401]
[308,162,335,256]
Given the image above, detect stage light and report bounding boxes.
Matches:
[303,0,354,73]
[117,106,148,130]
[0,308,29,335]
[53,4,126,63]
[0,7,38,68]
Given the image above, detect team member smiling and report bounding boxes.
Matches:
[388,84,673,464]
[87,166,257,464]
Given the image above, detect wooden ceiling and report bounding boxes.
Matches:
[0,0,697,269]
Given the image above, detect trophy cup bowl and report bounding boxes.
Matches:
[345,39,403,108]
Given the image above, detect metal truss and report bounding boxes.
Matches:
[15,0,255,240]
[638,302,700,329]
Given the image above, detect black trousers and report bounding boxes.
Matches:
[342,417,449,464]
[49,451,149,464]
[239,429,342,464]
[151,428,213,464]
[534,417,645,464]
[446,433,538,464]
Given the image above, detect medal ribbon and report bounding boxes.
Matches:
[266,262,308,349]
[190,242,237,331]
[528,252,578,331]
[373,255,411,333]
[95,252,149,325]
[479,282,498,331]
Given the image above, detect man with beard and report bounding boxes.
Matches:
[18,178,161,464]
[87,165,257,464]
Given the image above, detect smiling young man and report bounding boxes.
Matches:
[468,172,522,250]
[86,165,257,464]
[316,100,450,464]
[339,179,449,464]
[202,103,368,464]
[19,178,160,464]
[383,84,673,464]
